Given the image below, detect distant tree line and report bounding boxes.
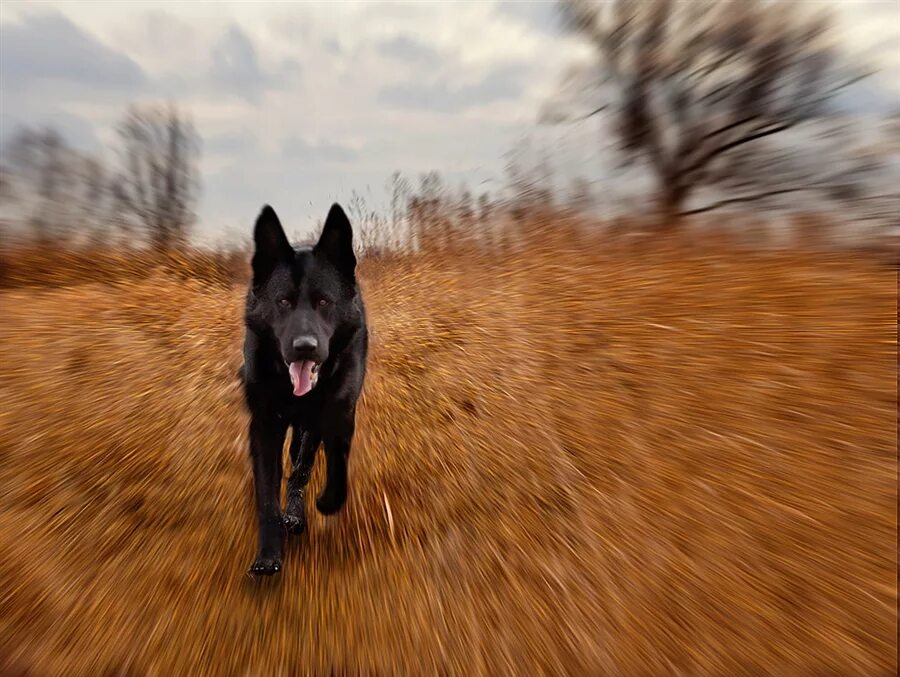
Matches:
[1,103,200,249]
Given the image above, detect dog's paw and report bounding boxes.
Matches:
[316,488,346,515]
[282,511,306,535]
[248,556,282,576]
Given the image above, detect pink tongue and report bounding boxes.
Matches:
[289,360,315,397]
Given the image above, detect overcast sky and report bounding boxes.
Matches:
[1,1,898,242]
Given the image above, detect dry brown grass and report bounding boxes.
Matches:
[0,243,247,289]
[0,228,895,675]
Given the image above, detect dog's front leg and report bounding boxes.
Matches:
[317,418,354,515]
[248,413,287,575]
[283,427,321,535]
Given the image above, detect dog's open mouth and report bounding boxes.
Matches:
[288,361,320,397]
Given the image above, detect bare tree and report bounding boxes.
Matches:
[477,192,492,225]
[78,157,113,243]
[5,128,74,241]
[456,187,475,233]
[504,138,554,212]
[2,127,115,243]
[552,0,865,222]
[346,188,391,255]
[114,104,200,249]
[388,171,411,250]
[408,171,448,251]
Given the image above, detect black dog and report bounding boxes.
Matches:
[242,203,367,575]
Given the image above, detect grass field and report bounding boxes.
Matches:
[0,230,895,674]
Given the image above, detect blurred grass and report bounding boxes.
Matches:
[0,243,248,289]
[0,224,895,674]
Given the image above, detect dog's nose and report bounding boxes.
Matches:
[292,336,318,352]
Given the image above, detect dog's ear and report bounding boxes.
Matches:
[314,203,356,278]
[252,205,292,285]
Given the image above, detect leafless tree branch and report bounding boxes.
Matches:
[555,0,863,220]
[115,104,200,249]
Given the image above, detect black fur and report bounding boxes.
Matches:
[242,203,367,575]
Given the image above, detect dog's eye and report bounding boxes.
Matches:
[317,298,330,307]
[278,298,291,308]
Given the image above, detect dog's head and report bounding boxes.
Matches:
[249,203,357,396]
